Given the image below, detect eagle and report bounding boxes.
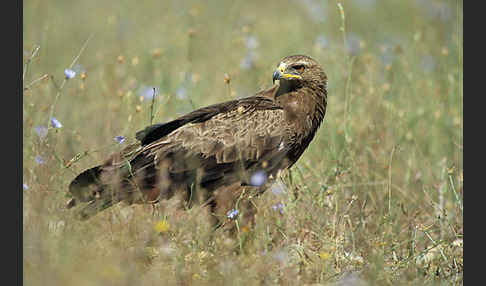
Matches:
[67,55,328,226]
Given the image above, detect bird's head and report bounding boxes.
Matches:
[272,55,327,89]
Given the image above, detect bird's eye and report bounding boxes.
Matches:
[293,65,305,73]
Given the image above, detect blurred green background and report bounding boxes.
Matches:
[23,0,462,285]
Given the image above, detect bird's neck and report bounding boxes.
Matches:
[275,85,326,125]
[276,84,327,165]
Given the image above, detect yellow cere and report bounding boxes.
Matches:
[282,73,302,79]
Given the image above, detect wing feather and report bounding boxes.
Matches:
[82,94,291,203]
[133,97,291,190]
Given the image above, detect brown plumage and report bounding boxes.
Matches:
[67,55,328,225]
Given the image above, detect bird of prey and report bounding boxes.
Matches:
[67,54,328,226]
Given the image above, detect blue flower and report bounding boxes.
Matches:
[51,117,62,128]
[64,69,76,79]
[250,170,266,186]
[138,85,160,100]
[114,135,126,144]
[23,183,29,191]
[35,155,45,165]
[227,209,239,219]
[34,126,48,138]
[272,203,285,214]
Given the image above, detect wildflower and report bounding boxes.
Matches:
[23,183,29,191]
[114,136,126,144]
[154,220,170,233]
[64,69,76,79]
[35,155,45,165]
[250,170,266,186]
[272,202,285,214]
[34,126,48,138]
[50,117,62,128]
[246,35,259,50]
[227,209,239,219]
[138,85,160,100]
[319,251,330,260]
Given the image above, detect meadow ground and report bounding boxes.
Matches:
[23,0,462,285]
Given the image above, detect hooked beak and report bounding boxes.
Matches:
[272,63,302,84]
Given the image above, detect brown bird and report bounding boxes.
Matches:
[67,55,328,227]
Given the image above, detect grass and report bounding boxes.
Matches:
[23,0,463,285]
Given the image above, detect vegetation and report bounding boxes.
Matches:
[23,0,463,285]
